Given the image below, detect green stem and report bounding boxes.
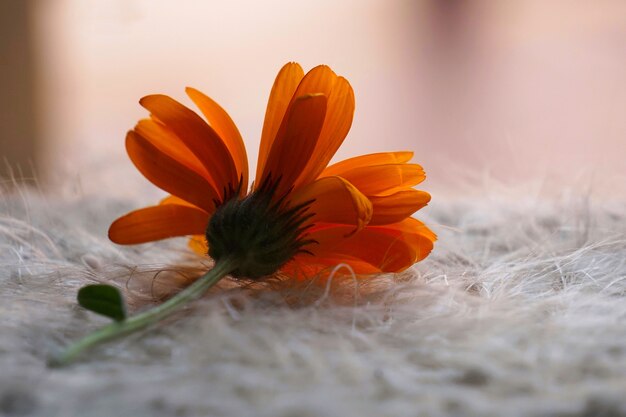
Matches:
[49,257,238,367]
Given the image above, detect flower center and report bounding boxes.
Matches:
[205,179,315,279]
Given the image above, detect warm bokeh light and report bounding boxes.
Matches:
[13,0,626,196]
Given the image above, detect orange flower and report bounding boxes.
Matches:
[108,63,436,278]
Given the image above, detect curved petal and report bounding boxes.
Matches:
[109,204,210,244]
[290,176,372,231]
[369,190,431,225]
[384,217,437,243]
[305,220,435,272]
[257,65,338,188]
[260,94,327,195]
[126,131,219,212]
[322,151,414,177]
[140,94,238,195]
[292,65,337,98]
[280,253,381,278]
[185,87,249,193]
[256,62,305,180]
[134,119,211,180]
[336,163,426,196]
[295,76,355,187]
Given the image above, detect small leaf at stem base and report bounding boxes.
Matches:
[77,285,127,322]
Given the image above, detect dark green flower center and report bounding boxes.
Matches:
[205,179,315,279]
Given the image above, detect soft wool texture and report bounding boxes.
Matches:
[1,183,625,417]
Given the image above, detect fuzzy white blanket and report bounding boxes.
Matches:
[1,185,625,417]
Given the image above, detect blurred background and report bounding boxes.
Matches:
[1,0,625,197]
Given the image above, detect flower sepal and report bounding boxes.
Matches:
[206,178,315,279]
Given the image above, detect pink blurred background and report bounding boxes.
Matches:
[2,0,625,196]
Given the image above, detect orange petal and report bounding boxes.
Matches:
[186,87,249,193]
[257,65,337,187]
[260,94,327,195]
[384,217,438,243]
[281,253,381,278]
[109,204,210,244]
[306,220,434,272]
[188,235,208,255]
[140,94,238,195]
[295,76,355,187]
[134,119,211,180]
[159,195,199,208]
[335,163,426,196]
[322,151,414,177]
[369,190,431,225]
[126,131,219,212]
[291,65,337,99]
[290,176,372,231]
[256,62,305,181]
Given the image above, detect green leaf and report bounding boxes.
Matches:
[77,284,127,322]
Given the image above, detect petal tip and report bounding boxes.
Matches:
[107,219,124,244]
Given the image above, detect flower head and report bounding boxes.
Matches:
[109,63,436,279]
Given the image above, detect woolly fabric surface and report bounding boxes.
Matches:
[1,184,625,417]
